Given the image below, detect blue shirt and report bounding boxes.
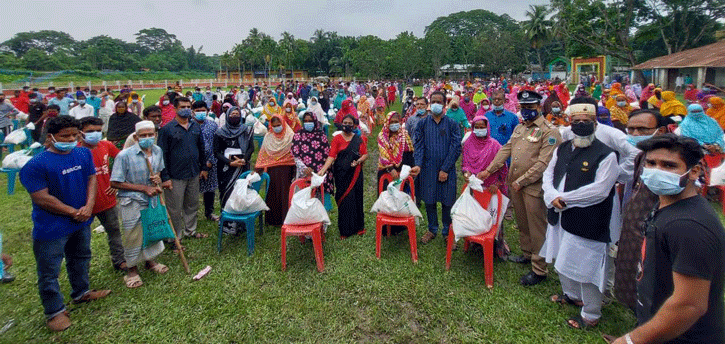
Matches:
[413,115,462,206]
[111,144,165,205]
[20,147,95,241]
[48,97,72,116]
[485,110,520,146]
[86,96,101,117]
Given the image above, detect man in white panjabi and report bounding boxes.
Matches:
[539,102,621,329]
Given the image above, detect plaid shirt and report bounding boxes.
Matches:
[111,143,165,205]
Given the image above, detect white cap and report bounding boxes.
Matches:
[135,120,155,134]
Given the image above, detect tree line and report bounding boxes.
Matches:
[0,1,721,79]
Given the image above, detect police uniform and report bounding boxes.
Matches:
[485,91,561,284]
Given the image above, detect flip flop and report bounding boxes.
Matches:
[566,315,598,330]
[550,294,584,307]
[147,263,169,274]
[123,275,143,288]
[189,232,209,239]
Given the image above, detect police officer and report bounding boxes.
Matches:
[479,90,561,286]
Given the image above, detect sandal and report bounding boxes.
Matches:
[146,263,169,274]
[550,294,584,307]
[189,232,209,239]
[566,315,598,330]
[113,262,128,272]
[123,274,143,288]
[71,289,112,304]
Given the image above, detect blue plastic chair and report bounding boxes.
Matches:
[217,171,270,255]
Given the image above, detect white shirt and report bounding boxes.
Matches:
[68,104,95,119]
[561,124,639,183]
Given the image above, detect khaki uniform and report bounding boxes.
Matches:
[486,116,561,275]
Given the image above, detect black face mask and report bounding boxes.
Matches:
[227,116,241,126]
[571,121,596,137]
[342,125,354,133]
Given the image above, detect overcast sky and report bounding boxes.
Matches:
[3,0,548,55]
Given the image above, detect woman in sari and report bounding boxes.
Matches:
[107,101,141,149]
[707,97,725,130]
[374,90,387,125]
[505,86,519,113]
[318,115,369,238]
[291,112,334,210]
[334,99,358,129]
[609,94,632,132]
[659,91,686,117]
[546,101,569,127]
[461,116,509,258]
[647,88,663,109]
[474,98,491,118]
[639,84,655,109]
[684,84,699,103]
[624,85,637,103]
[591,83,602,100]
[306,96,328,126]
[213,107,255,211]
[261,98,282,123]
[377,111,414,183]
[255,115,296,226]
[333,89,347,110]
[446,99,471,130]
[555,82,570,109]
[459,93,477,122]
[574,84,589,98]
[357,95,372,123]
[282,103,301,132]
[283,92,297,107]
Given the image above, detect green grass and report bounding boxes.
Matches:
[0,87,642,343]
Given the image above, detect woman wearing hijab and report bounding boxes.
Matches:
[107,101,142,149]
[261,97,282,123]
[283,92,298,107]
[377,111,414,183]
[555,82,570,109]
[333,89,347,110]
[473,98,492,119]
[659,91,687,117]
[459,93,476,122]
[291,112,334,210]
[255,115,296,226]
[159,94,176,127]
[647,88,663,109]
[318,93,330,113]
[596,106,614,127]
[707,97,725,130]
[374,90,387,125]
[318,114,369,239]
[574,84,590,98]
[679,104,724,153]
[461,116,509,257]
[609,94,632,132]
[334,99,358,129]
[684,84,699,103]
[357,95,372,123]
[472,88,487,106]
[545,101,569,127]
[214,106,255,213]
[542,91,561,118]
[282,103,301,132]
[505,86,519,113]
[639,84,655,109]
[446,99,471,130]
[591,83,602,100]
[624,85,637,103]
[306,96,328,126]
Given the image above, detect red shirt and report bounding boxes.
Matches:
[83,140,121,214]
[160,103,177,127]
[329,134,368,158]
[11,95,29,113]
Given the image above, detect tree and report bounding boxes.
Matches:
[134,28,181,53]
[77,35,138,71]
[423,29,449,77]
[645,0,725,54]
[1,30,75,56]
[522,5,552,68]
[22,48,65,71]
[388,32,424,80]
[346,36,388,79]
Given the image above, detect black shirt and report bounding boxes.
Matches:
[28,102,46,123]
[637,196,725,343]
[157,119,208,180]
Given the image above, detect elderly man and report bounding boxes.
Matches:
[480,90,561,286]
[540,101,621,329]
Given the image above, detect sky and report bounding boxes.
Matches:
[2,0,548,56]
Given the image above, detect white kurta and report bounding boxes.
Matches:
[539,145,621,292]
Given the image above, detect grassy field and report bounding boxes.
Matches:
[0,87,645,343]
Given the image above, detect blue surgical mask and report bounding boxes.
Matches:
[303,122,315,132]
[79,100,86,105]
[626,133,654,146]
[83,131,102,145]
[178,108,192,118]
[194,111,207,121]
[617,101,627,107]
[474,128,488,137]
[311,101,317,106]
[493,105,504,112]
[430,103,443,115]
[51,135,76,152]
[416,109,425,116]
[521,108,539,121]
[551,107,561,114]
[389,123,400,132]
[138,137,155,149]
[640,167,690,196]
[702,87,710,93]
[273,125,283,133]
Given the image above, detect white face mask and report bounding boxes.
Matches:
[473,128,488,137]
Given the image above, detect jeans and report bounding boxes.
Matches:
[33,226,91,319]
[425,203,452,236]
[94,206,125,267]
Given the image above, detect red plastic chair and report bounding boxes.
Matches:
[281,178,326,272]
[375,173,418,263]
[701,153,725,214]
[445,184,504,289]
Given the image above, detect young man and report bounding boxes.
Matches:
[611,134,725,343]
[69,94,95,120]
[111,121,171,288]
[19,116,110,331]
[413,91,461,244]
[48,88,71,116]
[485,90,520,147]
[124,105,162,148]
[86,89,101,118]
[191,101,219,221]
[0,92,19,136]
[157,97,209,245]
[79,117,126,270]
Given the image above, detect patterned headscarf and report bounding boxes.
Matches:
[377,111,413,169]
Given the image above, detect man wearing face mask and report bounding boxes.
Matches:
[27,93,46,142]
[609,134,725,344]
[413,91,461,244]
[406,97,430,205]
[86,90,101,118]
[540,102,621,329]
[20,116,110,331]
[191,101,220,222]
[69,94,94,120]
[485,90,520,147]
[480,91,561,286]
[0,92,19,136]
[157,97,210,247]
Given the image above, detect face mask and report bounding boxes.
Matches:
[551,107,561,114]
[227,116,241,126]
[626,133,655,146]
[689,110,705,118]
[132,99,139,104]
[138,137,155,149]
[430,103,443,115]
[389,123,400,132]
[617,101,627,107]
[79,100,86,105]
[416,109,426,116]
[474,128,488,137]
[521,108,539,121]
[303,122,315,132]
[163,100,170,106]
[177,108,192,118]
[702,87,710,93]
[30,98,37,103]
[311,101,317,106]
[342,125,353,133]
[90,94,97,98]
[269,102,276,107]
[83,131,102,145]
[194,111,207,121]
[640,167,690,196]
[493,105,504,112]
[51,135,76,152]
[272,125,283,133]
[571,121,596,136]
[285,108,292,113]
[464,97,470,102]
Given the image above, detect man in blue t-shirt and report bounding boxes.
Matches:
[19,115,111,332]
[485,90,520,146]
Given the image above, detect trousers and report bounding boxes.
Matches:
[164,176,200,238]
[510,187,548,275]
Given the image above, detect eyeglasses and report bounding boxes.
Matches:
[626,126,657,135]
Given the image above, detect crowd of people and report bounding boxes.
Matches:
[1,77,724,343]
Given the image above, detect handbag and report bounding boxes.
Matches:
[140,196,176,248]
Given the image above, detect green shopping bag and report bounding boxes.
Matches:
[140,196,176,248]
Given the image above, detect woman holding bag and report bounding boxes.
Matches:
[214,107,255,210]
[377,111,414,187]
[291,112,334,210]
[318,115,368,239]
[255,115,296,226]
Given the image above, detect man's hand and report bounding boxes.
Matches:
[161,180,173,190]
[149,173,161,186]
[143,185,161,197]
[73,205,92,222]
[104,186,117,196]
[511,181,522,192]
[409,166,420,177]
[552,197,566,209]
[438,171,448,182]
[200,171,208,180]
